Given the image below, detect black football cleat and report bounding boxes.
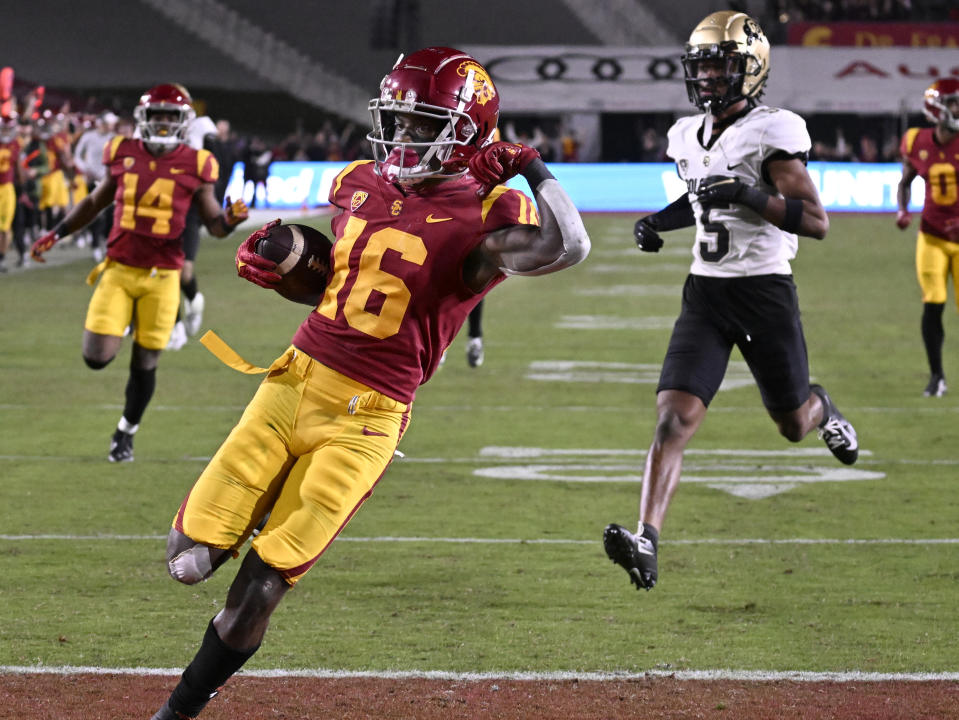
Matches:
[923,373,947,398]
[603,523,658,591]
[108,429,134,463]
[810,384,858,465]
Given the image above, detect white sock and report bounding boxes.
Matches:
[117,417,139,434]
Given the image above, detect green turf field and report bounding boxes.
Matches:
[1,212,956,674]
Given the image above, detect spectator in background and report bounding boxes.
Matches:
[855,134,879,162]
[305,129,328,161]
[504,120,551,161]
[242,135,272,208]
[116,116,134,138]
[211,120,238,205]
[72,111,118,262]
[638,127,667,162]
[560,126,579,162]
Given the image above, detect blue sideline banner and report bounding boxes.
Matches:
[225,161,923,214]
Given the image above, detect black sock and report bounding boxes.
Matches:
[921,303,945,376]
[182,276,198,302]
[122,365,156,426]
[468,301,484,338]
[167,619,260,717]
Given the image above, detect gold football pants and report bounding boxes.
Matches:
[174,346,410,585]
[84,259,180,349]
[39,169,69,210]
[916,231,959,307]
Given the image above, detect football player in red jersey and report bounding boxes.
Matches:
[896,78,959,398]
[149,47,589,720]
[0,112,25,271]
[30,84,249,462]
[35,109,74,233]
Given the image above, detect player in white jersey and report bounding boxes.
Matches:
[603,11,859,592]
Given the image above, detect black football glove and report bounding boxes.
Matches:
[696,175,747,204]
[697,174,769,213]
[634,217,664,253]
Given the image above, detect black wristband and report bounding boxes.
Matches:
[52,221,69,238]
[782,197,804,233]
[522,158,555,190]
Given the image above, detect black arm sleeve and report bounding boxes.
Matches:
[645,193,696,232]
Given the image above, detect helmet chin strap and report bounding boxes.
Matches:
[702,101,714,139]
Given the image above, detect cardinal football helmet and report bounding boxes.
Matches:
[34,109,58,140]
[367,46,499,184]
[133,83,195,149]
[682,11,770,114]
[923,78,959,132]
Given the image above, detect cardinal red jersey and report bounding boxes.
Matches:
[103,136,218,269]
[292,160,539,402]
[0,138,20,184]
[44,133,68,172]
[901,127,959,242]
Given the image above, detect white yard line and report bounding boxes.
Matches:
[1,665,957,682]
[2,533,958,546]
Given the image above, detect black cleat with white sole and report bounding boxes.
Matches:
[603,522,659,591]
[810,383,858,465]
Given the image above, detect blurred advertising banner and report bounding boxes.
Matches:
[228,161,922,214]
[788,22,959,47]
[464,45,959,114]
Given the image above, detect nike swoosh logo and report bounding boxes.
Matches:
[425,214,453,223]
[636,539,656,556]
[726,163,741,170]
[170,168,186,174]
[362,426,389,437]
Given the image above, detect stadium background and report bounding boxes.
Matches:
[4,2,959,718]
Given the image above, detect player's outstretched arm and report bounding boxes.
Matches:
[30,176,116,262]
[634,194,697,252]
[196,183,249,237]
[468,142,590,284]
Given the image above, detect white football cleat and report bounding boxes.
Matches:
[466,337,484,368]
[166,320,188,351]
[183,291,205,336]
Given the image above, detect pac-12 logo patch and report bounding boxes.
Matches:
[350,191,369,212]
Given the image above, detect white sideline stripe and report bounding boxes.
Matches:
[2,534,958,547]
[1,665,957,682]
[4,403,959,415]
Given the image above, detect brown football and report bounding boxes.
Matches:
[254,223,332,306]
